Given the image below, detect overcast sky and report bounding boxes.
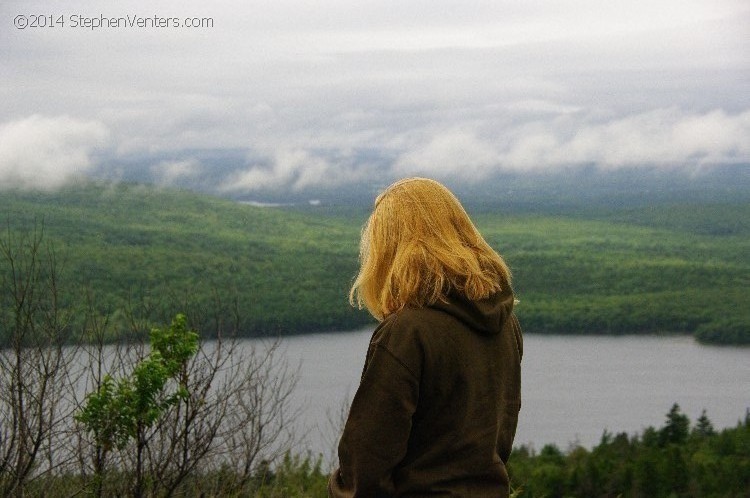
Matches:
[1,0,748,193]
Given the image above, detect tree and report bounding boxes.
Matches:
[0,222,77,497]
[693,409,716,438]
[73,296,303,497]
[76,314,199,497]
[659,403,690,446]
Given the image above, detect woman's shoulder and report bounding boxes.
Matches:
[372,305,455,348]
[386,305,447,329]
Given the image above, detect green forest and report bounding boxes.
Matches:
[1,181,748,344]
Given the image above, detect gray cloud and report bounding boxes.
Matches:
[0,115,110,190]
[151,158,203,186]
[493,108,750,172]
[1,0,747,192]
[524,109,750,170]
[220,149,336,192]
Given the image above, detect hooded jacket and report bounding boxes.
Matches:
[329,287,523,497]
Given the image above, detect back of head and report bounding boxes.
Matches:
[350,177,512,320]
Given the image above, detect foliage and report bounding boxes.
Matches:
[1,183,748,343]
[252,452,329,498]
[10,453,332,498]
[508,404,750,497]
[10,406,750,497]
[74,314,199,497]
[76,314,199,451]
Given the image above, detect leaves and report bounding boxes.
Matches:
[76,313,199,451]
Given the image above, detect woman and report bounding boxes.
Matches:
[329,178,523,497]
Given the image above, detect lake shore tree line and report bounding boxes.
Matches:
[507,404,750,497]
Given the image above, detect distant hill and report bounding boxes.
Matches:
[1,183,368,339]
[103,150,750,211]
[228,164,750,211]
[1,179,748,344]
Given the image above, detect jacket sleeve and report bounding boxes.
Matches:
[329,321,421,498]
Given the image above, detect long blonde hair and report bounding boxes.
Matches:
[349,177,512,320]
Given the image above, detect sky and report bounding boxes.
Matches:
[1,0,748,195]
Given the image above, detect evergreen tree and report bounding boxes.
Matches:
[659,403,690,446]
[693,409,716,437]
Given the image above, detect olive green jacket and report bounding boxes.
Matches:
[329,288,523,497]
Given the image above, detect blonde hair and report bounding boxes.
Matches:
[349,177,512,320]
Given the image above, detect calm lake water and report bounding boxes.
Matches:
[276,329,750,460]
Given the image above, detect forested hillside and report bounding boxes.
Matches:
[1,182,748,344]
[1,184,366,339]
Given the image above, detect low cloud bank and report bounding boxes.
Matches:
[225,108,750,191]
[495,108,750,172]
[1,108,747,193]
[0,115,110,190]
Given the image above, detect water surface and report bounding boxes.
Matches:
[279,330,750,459]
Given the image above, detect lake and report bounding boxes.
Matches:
[278,329,750,461]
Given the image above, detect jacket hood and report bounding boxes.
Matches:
[430,286,515,336]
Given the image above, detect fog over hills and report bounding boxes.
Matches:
[87,156,750,212]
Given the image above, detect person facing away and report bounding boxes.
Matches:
[328,178,523,498]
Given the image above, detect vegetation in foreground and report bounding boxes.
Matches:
[7,401,749,497]
[0,226,304,497]
[1,182,748,344]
